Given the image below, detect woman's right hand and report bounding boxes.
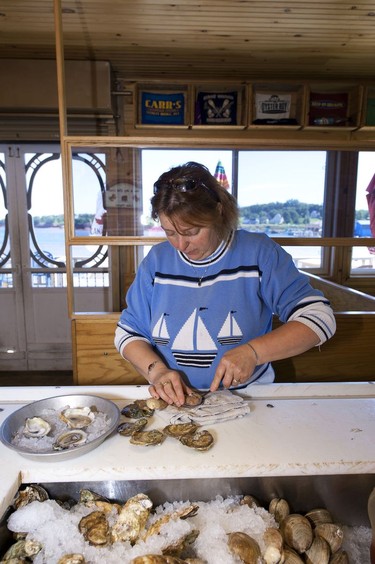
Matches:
[148,367,192,407]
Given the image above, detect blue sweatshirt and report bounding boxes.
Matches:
[115,230,336,389]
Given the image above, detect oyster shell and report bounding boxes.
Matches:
[269,497,290,524]
[163,422,199,438]
[304,534,330,564]
[14,484,49,509]
[280,513,313,554]
[314,522,344,553]
[60,406,95,429]
[23,416,51,438]
[227,531,261,563]
[163,529,200,558]
[79,489,109,504]
[122,402,154,419]
[111,493,153,543]
[1,538,42,561]
[117,418,149,436]
[179,430,214,451]
[58,554,86,564]
[53,429,87,450]
[144,504,199,539]
[78,510,110,546]
[145,397,168,410]
[130,429,165,446]
[182,391,203,407]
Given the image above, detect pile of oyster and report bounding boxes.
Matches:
[1,484,351,564]
[118,398,214,452]
[15,405,102,451]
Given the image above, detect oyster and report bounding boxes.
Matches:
[118,418,149,436]
[14,484,49,509]
[79,489,109,504]
[58,554,86,564]
[1,538,42,561]
[78,510,110,546]
[269,497,290,524]
[111,493,153,543]
[60,406,95,429]
[122,402,154,419]
[314,522,344,553]
[163,529,200,558]
[281,513,313,554]
[182,391,203,407]
[53,429,87,450]
[130,429,165,446]
[163,422,199,438]
[179,430,214,451]
[146,397,168,410]
[144,504,199,538]
[227,531,261,563]
[79,490,121,514]
[23,416,51,438]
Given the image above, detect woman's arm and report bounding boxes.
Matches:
[210,321,322,391]
[118,337,192,407]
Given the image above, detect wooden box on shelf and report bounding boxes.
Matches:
[305,82,362,130]
[135,83,189,129]
[249,82,305,129]
[192,83,247,129]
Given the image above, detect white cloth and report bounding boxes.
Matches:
[166,389,250,425]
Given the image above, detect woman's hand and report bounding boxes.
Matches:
[210,343,257,392]
[148,367,193,407]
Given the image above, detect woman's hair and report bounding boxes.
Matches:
[151,161,239,240]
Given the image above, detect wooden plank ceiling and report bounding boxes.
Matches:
[0,0,375,82]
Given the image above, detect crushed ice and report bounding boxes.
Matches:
[5,495,371,564]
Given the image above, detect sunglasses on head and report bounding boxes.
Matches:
[153,177,219,201]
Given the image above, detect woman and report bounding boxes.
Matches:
[115,162,336,406]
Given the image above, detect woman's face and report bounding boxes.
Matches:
[159,213,220,261]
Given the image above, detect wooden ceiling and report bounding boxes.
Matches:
[1,0,375,82]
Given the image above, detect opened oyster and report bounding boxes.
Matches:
[60,406,95,429]
[53,429,88,450]
[23,416,51,438]
[182,391,203,407]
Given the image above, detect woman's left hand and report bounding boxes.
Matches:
[210,344,256,391]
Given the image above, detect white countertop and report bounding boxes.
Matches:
[1,382,375,517]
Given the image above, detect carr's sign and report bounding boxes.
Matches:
[140,91,185,125]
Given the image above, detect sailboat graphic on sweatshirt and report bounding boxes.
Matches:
[152,308,243,368]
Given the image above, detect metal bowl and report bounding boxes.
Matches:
[0,394,120,461]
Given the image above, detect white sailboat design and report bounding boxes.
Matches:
[217,310,243,345]
[172,308,217,367]
[152,313,170,345]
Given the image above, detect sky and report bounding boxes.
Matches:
[0,149,373,218]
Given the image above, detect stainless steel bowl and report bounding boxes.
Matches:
[0,394,120,461]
